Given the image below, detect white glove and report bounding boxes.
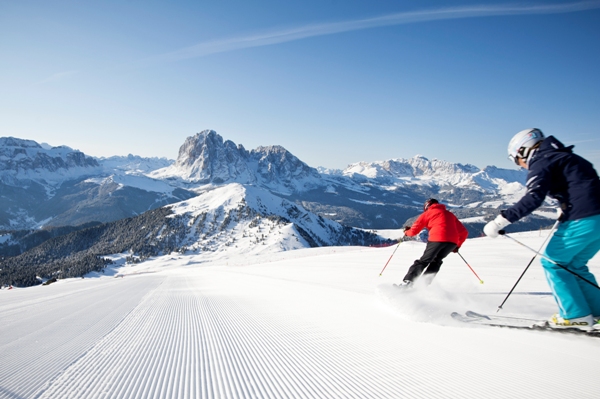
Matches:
[484,215,511,238]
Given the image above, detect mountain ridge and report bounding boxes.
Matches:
[0,130,546,235]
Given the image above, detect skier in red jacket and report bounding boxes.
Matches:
[397,198,468,287]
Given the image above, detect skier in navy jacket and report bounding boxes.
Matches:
[484,128,600,332]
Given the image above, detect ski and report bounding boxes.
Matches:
[451,311,600,337]
[451,311,544,330]
[465,310,540,324]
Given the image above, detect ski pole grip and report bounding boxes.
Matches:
[498,230,506,235]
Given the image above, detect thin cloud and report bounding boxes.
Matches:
[146,1,600,63]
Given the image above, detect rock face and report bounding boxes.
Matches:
[174,130,251,183]
[162,130,321,192]
[0,137,100,181]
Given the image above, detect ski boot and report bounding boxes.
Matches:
[545,313,593,332]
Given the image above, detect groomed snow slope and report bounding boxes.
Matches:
[1,231,599,399]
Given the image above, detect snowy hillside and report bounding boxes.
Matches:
[98,153,173,174]
[2,230,599,398]
[0,183,385,287]
[165,183,384,256]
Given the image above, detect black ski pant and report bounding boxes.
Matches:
[403,241,458,283]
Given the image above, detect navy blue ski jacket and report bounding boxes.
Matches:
[502,135,600,223]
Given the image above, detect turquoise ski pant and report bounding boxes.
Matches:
[542,213,600,319]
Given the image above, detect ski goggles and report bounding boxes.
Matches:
[508,146,529,166]
[508,153,520,166]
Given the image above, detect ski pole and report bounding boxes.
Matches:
[456,251,484,284]
[500,231,600,291]
[496,219,560,312]
[379,241,402,276]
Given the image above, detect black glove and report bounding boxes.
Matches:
[453,246,460,253]
[403,226,411,232]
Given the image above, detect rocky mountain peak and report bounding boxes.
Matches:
[0,137,43,150]
[172,130,248,184]
[0,136,99,178]
[251,145,320,183]
[165,130,320,192]
[176,130,218,168]
[344,155,486,187]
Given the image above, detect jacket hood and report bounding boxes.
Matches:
[427,203,447,212]
[537,135,574,155]
[531,135,573,165]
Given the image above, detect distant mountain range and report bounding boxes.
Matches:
[1,129,557,231]
[0,130,557,287]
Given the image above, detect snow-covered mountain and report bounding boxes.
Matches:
[0,130,548,235]
[98,153,173,174]
[1,129,563,287]
[166,183,379,252]
[151,130,322,194]
[1,183,384,286]
[308,155,536,232]
[0,137,194,229]
[333,155,527,199]
[0,137,100,185]
[344,156,481,183]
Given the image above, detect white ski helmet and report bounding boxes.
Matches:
[507,128,544,165]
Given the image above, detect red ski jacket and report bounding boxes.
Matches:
[405,203,468,247]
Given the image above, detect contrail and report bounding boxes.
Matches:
[145,1,600,63]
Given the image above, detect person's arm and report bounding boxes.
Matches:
[404,212,427,237]
[485,162,551,237]
[502,164,551,223]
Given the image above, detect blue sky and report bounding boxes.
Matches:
[1,0,599,170]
